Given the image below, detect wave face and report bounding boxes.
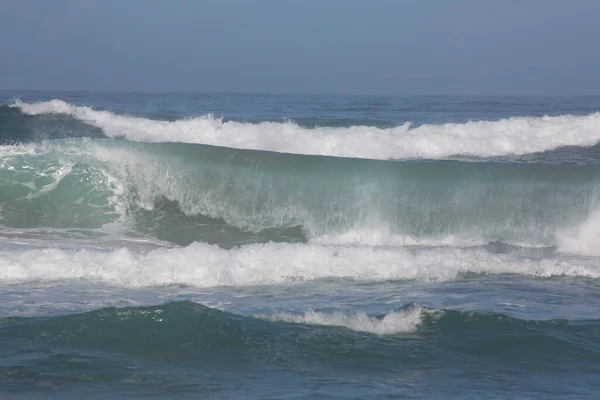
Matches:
[2,137,600,249]
[9,99,600,159]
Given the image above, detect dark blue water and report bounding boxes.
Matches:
[1,91,600,399]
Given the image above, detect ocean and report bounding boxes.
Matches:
[1,91,600,399]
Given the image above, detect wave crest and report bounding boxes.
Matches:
[258,305,427,335]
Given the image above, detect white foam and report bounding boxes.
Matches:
[258,306,426,335]
[0,242,597,288]
[556,209,600,256]
[25,163,73,200]
[11,99,600,160]
[0,144,38,158]
[0,142,130,227]
[311,227,485,247]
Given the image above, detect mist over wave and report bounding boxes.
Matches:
[9,99,600,160]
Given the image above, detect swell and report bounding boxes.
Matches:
[8,99,600,160]
[2,138,600,249]
[1,301,599,362]
[2,302,598,397]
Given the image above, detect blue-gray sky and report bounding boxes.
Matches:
[1,0,599,95]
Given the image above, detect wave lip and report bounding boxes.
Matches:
[10,99,600,160]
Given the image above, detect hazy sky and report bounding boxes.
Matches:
[1,0,599,95]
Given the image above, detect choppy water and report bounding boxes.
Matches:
[1,91,600,399]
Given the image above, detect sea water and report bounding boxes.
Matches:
[1,91,600,399]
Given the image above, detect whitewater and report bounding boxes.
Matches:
[1,91,600,399]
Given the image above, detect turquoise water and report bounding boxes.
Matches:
[1,91,600,399]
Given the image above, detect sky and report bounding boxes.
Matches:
[0,0,599,95]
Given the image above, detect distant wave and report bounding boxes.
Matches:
[10,99,600,160]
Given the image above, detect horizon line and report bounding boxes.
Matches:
[1,88,600,98]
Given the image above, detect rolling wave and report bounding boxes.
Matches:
[9,99,600,160]
[2,138,600,249]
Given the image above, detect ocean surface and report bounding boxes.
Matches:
[1,91,600,399]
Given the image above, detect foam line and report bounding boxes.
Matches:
[1,242,597,288]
